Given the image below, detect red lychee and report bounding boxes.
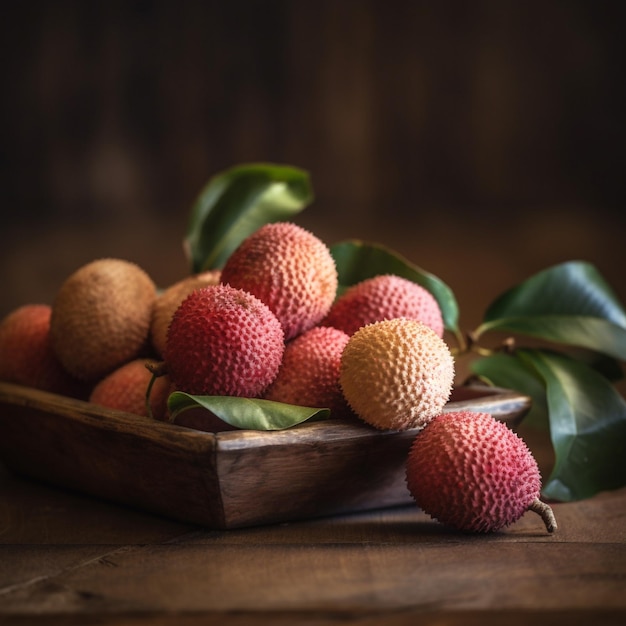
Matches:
[164,284,284,397]
[89,359,172,420]
[263,325,351,416]
[0,304,88,398]
[323,274,444,337]
[405,411,557,533]
[220,222,338,340]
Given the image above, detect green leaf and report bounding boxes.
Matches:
[483,261,626,324]
[561,347,624,383]
[478,317,626,362]
[184,163,313,273]
[475,261,626,360]
[516,349,626,501]
[329,239,459,333]
[469,352,549,429]
[167,392,330,431]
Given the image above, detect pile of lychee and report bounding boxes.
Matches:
[0,221,557,534]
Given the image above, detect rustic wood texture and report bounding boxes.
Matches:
[0,381,530,528]
[0,454,624,625]
[0,382,224,527]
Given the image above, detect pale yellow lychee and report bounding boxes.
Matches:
[339,318,454,430]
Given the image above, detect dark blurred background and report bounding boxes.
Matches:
[1,0,625,337]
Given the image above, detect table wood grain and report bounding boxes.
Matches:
[1,448,625,626]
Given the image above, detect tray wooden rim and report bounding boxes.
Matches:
[0,380,532,528]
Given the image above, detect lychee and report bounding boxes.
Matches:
[89,358,172,421]
[323,274,444,337]
[405,411,557,533]
[263,325,351,416]
[0,304,88,398]
[220,222,338,340]
[339,318,454,430]
[150,270,221,357]
[164,284,284,397]
[50,258,157,382]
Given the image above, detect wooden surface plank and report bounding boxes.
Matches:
[4,541,621,613]
[1,455,625,625]
[1,406,625,626]
[1,609,626,626]
[0,460,198,546]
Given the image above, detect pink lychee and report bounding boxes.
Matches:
[89,358,172,420]
[405,411,557,533]
[164,284,284,397]
[220,222,338,340]
[323,274,444,337]
[264,325,351,417]
[0,304,89,398]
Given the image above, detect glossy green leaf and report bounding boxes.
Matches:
[516,349,626,501]
[561,347,624,383]
[329,240,459,333]
[478,317,626,362]
[167,392,330,431]
[483,261,626,324]
[184,163,313,273]
[475,261,626,360]
[469,353,549,429]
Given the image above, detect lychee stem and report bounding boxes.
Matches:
[143,360,168,421]
[145,360,168,377]
[528,497,558,533]
[145,371,157,421]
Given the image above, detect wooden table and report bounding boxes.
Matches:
[1,444,625,626]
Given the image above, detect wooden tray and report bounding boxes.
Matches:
[0,381,531,529]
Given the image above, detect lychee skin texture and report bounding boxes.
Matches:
[264,326,351,416]
[339,319,454,430]
[89,359,171,421]
[323,274,445,337]
[0,304,88,398]
[50,258,157,382]
[220,222,338,340]
[164,284,285,397]
[150,270,221,357]
[406,411,543,533]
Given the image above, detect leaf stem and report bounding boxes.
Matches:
[455,330,518,359]
[449,328,468,355]
[464,330,496,357]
